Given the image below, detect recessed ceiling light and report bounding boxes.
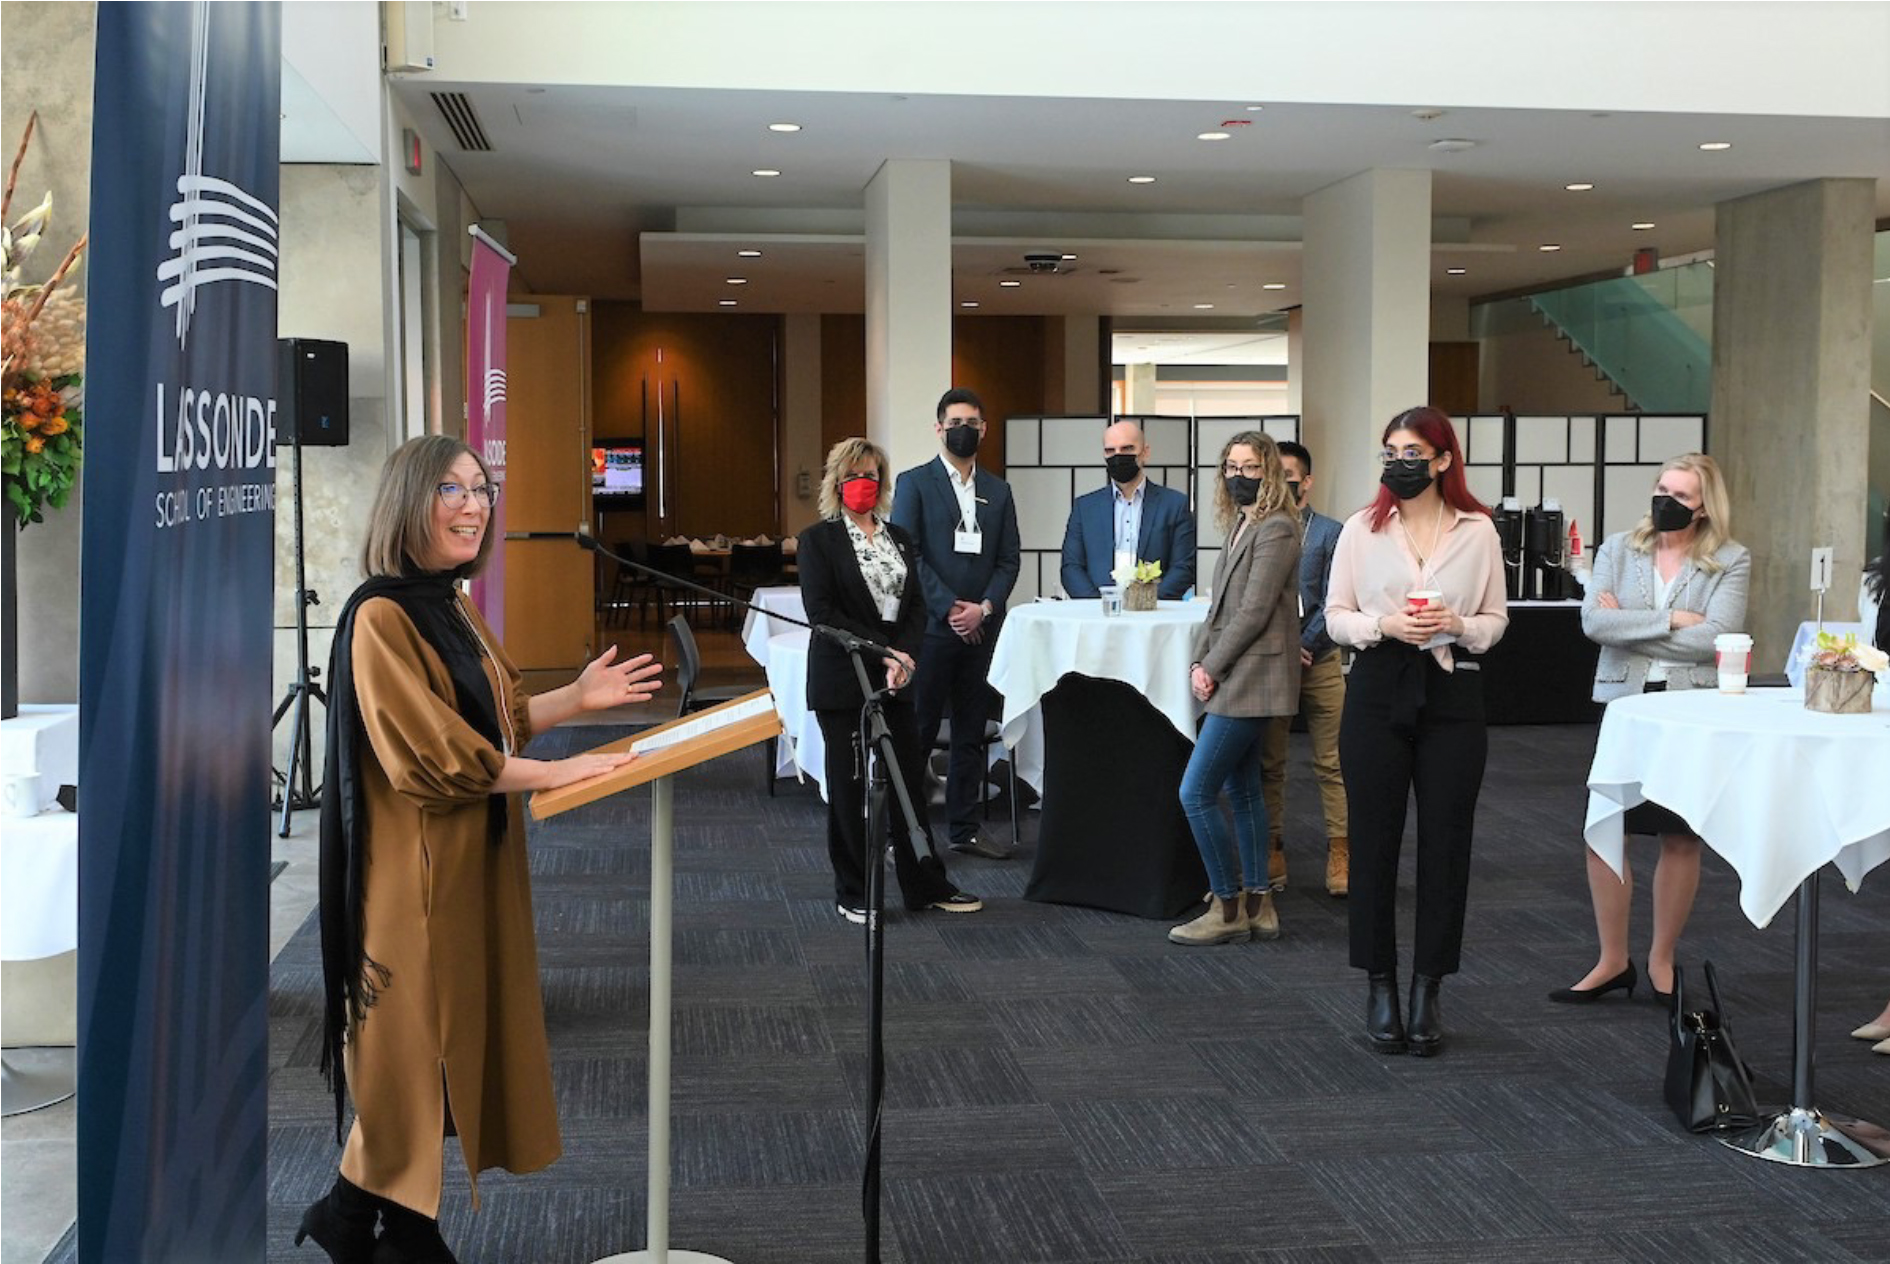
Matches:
[737,249,762,258]
[1127,175,1156,184]
[767,122,801,133]
[1565,182,1595,191]
[718,299,738,306]
[999,280,1022,288]
[1193,303,1215,309]
[1061,253,1077,260]
[1244,105,1265,112]
[1698,141,1732,151]
[726,277,748,284]
[1197,132,1231,141]
[1262,282,1286,290]
[1538,244,1562,252]
[751,168,781,177]
[1428,138,1479,153]
[1632,221,1657,231]
[1446,267,1467,275]
[960,301,979,308]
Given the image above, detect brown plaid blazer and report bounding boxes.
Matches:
[1192,510,1303,718]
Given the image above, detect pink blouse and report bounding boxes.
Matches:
[1325,505,1509,671]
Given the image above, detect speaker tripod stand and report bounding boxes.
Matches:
[272,437,325,837]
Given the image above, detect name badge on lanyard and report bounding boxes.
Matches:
[879,594,902,622]
[954,519,982,555]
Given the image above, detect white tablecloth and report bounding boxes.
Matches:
[1585,686,1890,927]
[0,704,79,813]
[760,631,826,798]
[1,809,79,961]
[741,587,808,666]
[988,599,1210,791]
[1784,620,1879,689]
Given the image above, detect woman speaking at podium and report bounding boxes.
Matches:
[301,435,663,1264]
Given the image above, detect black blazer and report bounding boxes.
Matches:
[888,458,1021,636]
[796,517,927,712]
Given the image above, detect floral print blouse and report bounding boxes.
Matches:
[844,514,907,620]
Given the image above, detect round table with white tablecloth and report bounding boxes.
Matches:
[758,630,825,796]
[740,586,808,667]
[1584,684,1890,1167]
[988,599,1211,918]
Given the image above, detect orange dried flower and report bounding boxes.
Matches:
[14,409,38,432]
[23,435,45,454]
[40,414,67,435]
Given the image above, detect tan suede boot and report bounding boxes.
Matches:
[1267,842,1288,891]
[1326,835,1349,897]
[1244,889,1281,940]
[1168,895,1250,946]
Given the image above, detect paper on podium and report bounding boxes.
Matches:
[529,688,783,820]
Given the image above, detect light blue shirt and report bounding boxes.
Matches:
[1112,478,1145,564]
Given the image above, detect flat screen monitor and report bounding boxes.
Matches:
[591,438,645,502]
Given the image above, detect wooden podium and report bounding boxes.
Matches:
[532,689,783,1264]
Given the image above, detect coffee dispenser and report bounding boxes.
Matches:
[1525,498,1571,601]
[1494,498,1526,602]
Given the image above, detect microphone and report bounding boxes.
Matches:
[573,528,902,665]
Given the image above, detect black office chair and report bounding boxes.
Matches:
[644,543,700,626]
[604,539,652,628]
[666,615,778,795]
[727,541,785,625]
[929,686,1021,843]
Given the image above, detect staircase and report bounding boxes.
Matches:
[1528,264,1713,414]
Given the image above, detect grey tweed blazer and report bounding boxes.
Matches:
[1192,510,1302,718]
[1583,531,1751,702]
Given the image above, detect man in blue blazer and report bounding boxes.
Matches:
[1059,420,1196,600]
[890,388,1022,861]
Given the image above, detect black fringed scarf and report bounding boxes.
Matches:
[318,574,508,1144]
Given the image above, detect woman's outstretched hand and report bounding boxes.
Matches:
[573,646,664,712]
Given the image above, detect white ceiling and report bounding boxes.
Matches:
[391,80,1890,316]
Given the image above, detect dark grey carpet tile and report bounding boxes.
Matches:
[771,842,837,874]
[879,1103,1083,1174]
[1704,1133,1890,1221]
[1191,1034,1407,1099]
[809,958,973,1007]
[667,1109,862,1187]
[667,1051,856,1115]
[673,926,805,967]
[267,1124,348,1204]
[671,961,819,1008]
[534,897,650,937]
[1300,1153,1578,1244]
[1604,1220,1874,1264]
[1054,1095,1284,1172]
[540,966,649,1020]
[550,1056,650,1121]
[932,922,1098,961]
[988,995,1171,1050]
[1088,1167,1365,1254]
[1508,1144,1805,1229]
[1816,1220,1890,1263]
[672,1003,833,1057]
[1248,1091,1490,1159]
[1112,951,1288,997]
[822,998,1008,1054]
[949,956,1129,1000]
[1142,991,1339,1044]
[1372,1237,1630,1264]
[1241,1249,1388,1264]
[268,965,323,1016]
[1431,1079,1691,1152]
[667,1184,912,1264]
[674,868,786,902]
[529,846,650,876]
[836,1045,1040,1110]
[1013,1042,1227,1104]
[883,1170,1130,1264]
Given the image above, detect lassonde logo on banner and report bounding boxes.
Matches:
[152,0,279,531]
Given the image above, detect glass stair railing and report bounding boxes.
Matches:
[1529,263,1713,413]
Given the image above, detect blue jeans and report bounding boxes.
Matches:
[1180,713,1273,901]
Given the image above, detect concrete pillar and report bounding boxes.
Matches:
[1286,308,1304,416]
[865,159,952,479]
[1712,177,1875,665]
[1300,168,1433,518]
[1125,363,1158,414]
[780,313,823,534]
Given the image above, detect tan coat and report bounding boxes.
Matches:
[338,595,558,1216]
[1193,510,1302,718]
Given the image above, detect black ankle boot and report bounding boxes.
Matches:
[1366,972,1407,1054]
[295,1175,380,1264]
[1407,974,1443,1058]
[373,1204,460,1264]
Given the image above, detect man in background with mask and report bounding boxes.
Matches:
[1058,419,1196,600]
[1258,440,1350,897]
[892,388,1023,861]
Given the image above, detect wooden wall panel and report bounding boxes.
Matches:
[592,306,782,540]
[1429,341,1481,418]
[952,315,1048,477]
[820,314,867,462]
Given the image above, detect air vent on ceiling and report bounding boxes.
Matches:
[430,92,492,152]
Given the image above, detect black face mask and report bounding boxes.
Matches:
[1285,480,1303,506]
[1380,458,1435,501]
[1650,494,1696,533]
[943,424,981,459]
[1105,453,1141,484]
[1226,475,1261,507]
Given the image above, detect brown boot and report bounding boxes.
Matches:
[1325,836,1349,897]
[1267,842,1288,891]
[1244,889,1281,940]
[1168,895,1250,946]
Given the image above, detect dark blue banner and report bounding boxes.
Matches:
[78,4,279,1260]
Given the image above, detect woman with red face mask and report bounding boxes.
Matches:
[797,438,982,923]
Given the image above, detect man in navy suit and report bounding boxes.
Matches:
[1258,440,1350,897]
[1059,419,1197,600]
[890,388,1022,861]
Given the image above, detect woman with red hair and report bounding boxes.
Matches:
[1324,407,1508,1058]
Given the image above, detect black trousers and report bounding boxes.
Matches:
[912,630,998,845]
[1340,645,1488,978]
[816,701,953,909]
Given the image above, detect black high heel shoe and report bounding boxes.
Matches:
[1407,974,1444,1058]
[1366,972,1407,1055]
[373,1204,460,1264]
[1546,961,1637,1005]
[294,1176,381,1264]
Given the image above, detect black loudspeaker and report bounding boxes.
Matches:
[278,338,350,446]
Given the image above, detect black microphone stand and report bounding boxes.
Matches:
[573,530,931,1262]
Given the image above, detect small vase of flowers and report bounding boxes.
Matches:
[1801,631,1886,715]
[1112,559,1163,612]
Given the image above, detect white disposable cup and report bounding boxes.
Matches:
[1407,589,1443,611]
[1,773,42,818]
[1100,587,1123,617]
[1714,633,1752,694]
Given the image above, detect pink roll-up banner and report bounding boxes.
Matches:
[466,228,514,637]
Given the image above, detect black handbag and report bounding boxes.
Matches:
[1664,961,1761,1133]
